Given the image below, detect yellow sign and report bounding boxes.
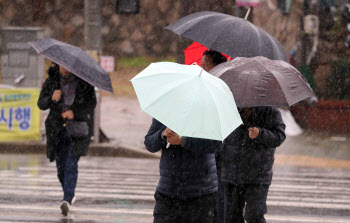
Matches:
[0,89,41,141]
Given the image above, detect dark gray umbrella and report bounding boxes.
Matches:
[29,38,113,93]
[209,57,316,108]
[165,11,288,62]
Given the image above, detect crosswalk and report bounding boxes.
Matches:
[0,154,350,223]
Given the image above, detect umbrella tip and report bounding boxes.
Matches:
[199,68,203,77]
[244,7,251,20]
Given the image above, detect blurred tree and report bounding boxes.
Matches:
[324,59,350,100]
[32,0,46,24]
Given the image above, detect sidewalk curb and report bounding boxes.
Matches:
[0,142,160,159]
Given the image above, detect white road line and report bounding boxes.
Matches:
[0,203,153,215]
[0,189,154,201]
[267,200,350,210]
[265,214,350,223]
[273,176,350,184]
[1,189,350,209]
[0,204,349,223]
[2,184,350,201]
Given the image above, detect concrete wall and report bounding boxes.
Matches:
[0,0,238,57]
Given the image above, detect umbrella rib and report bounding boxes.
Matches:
[30,39,113,93]
[38,51,112,93]
[141,76,197,111]
[201,81,224,140]
[132,71,194,81]
[247,22,263,57]
[255,59,296,105]
[28,42,41,54]
[169,13,218,35]
[263,30,287,60]
[270,73,293,106]
[180,79,201,136]
[267,65,310,106]
[179,15,231,49]
[203,75,237,100]
[253,59,292,107]
[208,18,236,54]
[187,17,235,56]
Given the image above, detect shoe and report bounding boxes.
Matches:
[72,195,76,205]
[60,201,70,216]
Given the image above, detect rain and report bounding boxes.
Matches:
[0,0,349,222]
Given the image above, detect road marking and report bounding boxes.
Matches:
[0,204,349,223]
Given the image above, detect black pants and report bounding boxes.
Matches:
[153,191,216,223]
[224,183,269,223]
[215,158,224,223]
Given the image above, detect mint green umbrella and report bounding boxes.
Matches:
[131,62,242,141]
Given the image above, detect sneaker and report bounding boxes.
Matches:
[60,201,70,216]
[71,195,76,205]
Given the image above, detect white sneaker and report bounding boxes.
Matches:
[71,195,76,205]
[60,201,70,216]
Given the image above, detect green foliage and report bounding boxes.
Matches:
[298,65,317,93]
[324,59,350,100]
[328,9,345,38]
[117,56,176,68]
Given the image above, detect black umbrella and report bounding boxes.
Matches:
[209,56,316,108]
[29,38,113,93]
[165,11,288,62]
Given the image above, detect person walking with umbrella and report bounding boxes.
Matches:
[221,106,286,223]
[208,57,313,223]
[145,121,220,223]
[200,49,227,223]
[133,62,242,223]
[37,63,96,216]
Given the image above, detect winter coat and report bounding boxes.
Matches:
[144,118,220,199]
[221,106,286,185]
[38,72,97,162]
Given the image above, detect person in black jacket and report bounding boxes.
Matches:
[38,63,96,216]
[222,106,286,223]
[145,118,221,223]
[201,49,228,223]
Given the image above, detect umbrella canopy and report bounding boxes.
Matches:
[165,11,288,62]
[184,42,229,66]
[209,56,316,108]
[29,38,113,93]
[131,62,242,141]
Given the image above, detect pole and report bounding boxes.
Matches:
[85,0,102,143]
[301,0,310,65]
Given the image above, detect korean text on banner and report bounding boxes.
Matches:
[0,89,41,141]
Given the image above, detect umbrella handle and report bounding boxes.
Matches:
[166,135,182,148]
[244,7,251,20]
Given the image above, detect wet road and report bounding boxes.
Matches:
[100,96,350,164]
[0,154,350,223]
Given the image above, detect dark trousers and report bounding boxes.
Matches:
[153,191,216,223]
[224,183,269,223]
[55,134,80,204]
[215,159,224,223]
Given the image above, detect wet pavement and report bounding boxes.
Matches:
[1,95,349,222]
[100,96,151,149]
[100,96,350,162]
[1,154,350,222]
